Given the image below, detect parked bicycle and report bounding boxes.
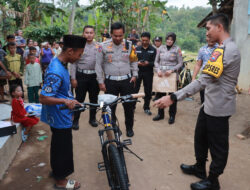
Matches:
[61,93,144,190]
[178,58,194,89]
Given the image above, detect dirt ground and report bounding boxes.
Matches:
[0,92,250,190]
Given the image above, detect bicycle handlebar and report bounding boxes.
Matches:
[60,93,145,111]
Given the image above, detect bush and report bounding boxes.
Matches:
[23,25,66,44]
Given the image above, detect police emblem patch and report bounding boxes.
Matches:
[45,86,53,93]
[98,46,103,53]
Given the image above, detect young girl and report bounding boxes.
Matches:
[10,84,39,141]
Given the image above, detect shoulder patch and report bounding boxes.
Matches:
[98,45,103,53]
[202,47,224,78]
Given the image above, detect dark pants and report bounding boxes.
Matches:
[195,107,230,176]
[105,78,135,131]
[200,89,205,104]
[155,92,177,117]
[135,71,153,110]
[74,72,99,123]
[9,78,24,98]
[27,86,40,103]
[50,127,74,180]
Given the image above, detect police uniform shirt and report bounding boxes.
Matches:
[154,45,183,72]
[136,45,156,72]
[95,39,138,84]
[41,57,74,129]
[70,41,98,79]
[174,37,241,117]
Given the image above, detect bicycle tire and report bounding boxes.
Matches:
[108,144,129,190]
[184,70,192,87]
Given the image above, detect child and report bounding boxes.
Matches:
[3,42,24,91]
[25,54,42,103]
[10,84,39,141]
[25,47,40,65]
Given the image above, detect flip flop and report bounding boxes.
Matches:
[54,179,81,190]
[21,128,28,142]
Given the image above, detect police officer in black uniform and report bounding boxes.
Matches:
[134,32,156,115]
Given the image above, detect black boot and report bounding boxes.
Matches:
[89,109,98,127]
[168,115,175,124]
[72,120,79,130]
[180,163,207,179]
[190,178,220,190]
[153,109,164,121]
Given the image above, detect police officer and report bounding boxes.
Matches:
[154,14,241,190]
[70,25,100,129]
[95,22,138,137]
[153,36,163,49]
[153,32,183,124]
[39,35,86,189]
[135,32,156,115]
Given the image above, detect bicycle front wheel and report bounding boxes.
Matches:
[108,144,129,190]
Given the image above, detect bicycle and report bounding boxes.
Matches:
[61,93,144,190]
[178,59,194,89]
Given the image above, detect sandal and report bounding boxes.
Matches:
[54,179,81,190]
[21,128,28,142]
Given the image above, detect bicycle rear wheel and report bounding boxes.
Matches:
[108,144,129,190]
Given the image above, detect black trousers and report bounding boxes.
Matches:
[74,72,100,123]
[50,127,74,180]
[135,71,153,110]
[200,89,205,104]
[195,107,230,176]
[105,78,135,131]
[155,92,177,117]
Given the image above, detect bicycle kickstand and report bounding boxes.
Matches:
[123,145,143,161]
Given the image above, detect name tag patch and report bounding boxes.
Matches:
[202,47,224,78]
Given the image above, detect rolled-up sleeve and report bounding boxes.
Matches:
[95,45,105,84]
[172,47,183,72]
[154,48,161,72]
[70,63,77,80]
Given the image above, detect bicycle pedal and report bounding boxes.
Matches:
[97,162,106,171]
[123,139,132,146]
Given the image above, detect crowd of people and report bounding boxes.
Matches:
[0,13,242,190]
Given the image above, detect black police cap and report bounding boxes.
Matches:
[63,35,87,49]
[154,36,162,41]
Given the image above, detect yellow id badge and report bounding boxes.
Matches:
[202,47,224,78]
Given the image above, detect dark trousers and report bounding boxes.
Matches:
[9,78,24,98]
[50,127,74,180]
[74,72,99,123]
[195,107,230,176]
[155,92,177,117]
[135,71,153,110]
[200,89,205,104]
[27,86,39,103]
[105,78,135,131]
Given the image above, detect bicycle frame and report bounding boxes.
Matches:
[98,104,130,189]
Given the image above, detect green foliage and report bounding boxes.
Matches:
[23,25,66,44]
[152,6,212,52]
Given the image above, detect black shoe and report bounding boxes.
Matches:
[191,178,220,190]
[180,164,206,179]
[89,120,98,127]
[72,121,79,130]
[168,116,175,124]
[144,109,152,115]
[126,129,134,137]
[153,114,164,121]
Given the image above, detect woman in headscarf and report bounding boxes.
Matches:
[153,32,183,124]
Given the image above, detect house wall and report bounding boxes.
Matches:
[231,0,250,89]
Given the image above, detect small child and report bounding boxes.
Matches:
[25,46,40,65]
[10,84,39,141]
[25,54,42,103]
